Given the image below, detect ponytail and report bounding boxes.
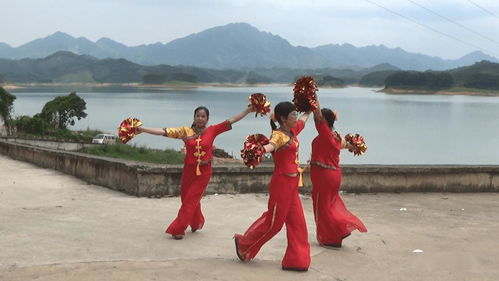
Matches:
[321,108,336,129]
[270,119,277,130]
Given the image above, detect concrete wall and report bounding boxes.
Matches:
[1,137,97,151]
[1,139,498,197]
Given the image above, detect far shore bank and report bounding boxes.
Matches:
[5,83,498,96]
[2,82,289,91]
[2,82,350,91]
[380,87,499,97]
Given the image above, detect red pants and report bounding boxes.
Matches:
[235,174,310,269]
[310,166,367,245]
[165,164,211,236]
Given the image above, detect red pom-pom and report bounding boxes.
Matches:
[249,93,271,117]
[345,133,368,156]
[118,117,142,144]
[293,76,318,112]
[240,134,270,169]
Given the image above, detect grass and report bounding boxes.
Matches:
[82,144,185,164]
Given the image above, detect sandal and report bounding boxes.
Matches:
[234,237,246,262]
[172,234,184,240]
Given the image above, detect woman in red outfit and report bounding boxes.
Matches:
[138,105,255,240]
[234,101,311,271]
[310,102,367,247]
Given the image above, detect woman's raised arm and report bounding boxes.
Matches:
[227,105,256,125]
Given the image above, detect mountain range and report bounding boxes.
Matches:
[0,23,498,71]
[0,51,399,84]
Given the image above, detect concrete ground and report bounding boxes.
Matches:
[1,155,498,281]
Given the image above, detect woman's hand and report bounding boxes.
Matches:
[299,111,311,123]
[248,104,257,113]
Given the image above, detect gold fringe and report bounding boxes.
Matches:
[297,167,305,187]
[196,163,201,176]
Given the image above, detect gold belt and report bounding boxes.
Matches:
[199,159,212,165]
[310,160,337,170]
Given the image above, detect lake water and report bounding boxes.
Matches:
[9,86,499,164]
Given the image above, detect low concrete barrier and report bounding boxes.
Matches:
[0,137,97,151]
[1,139,498,197]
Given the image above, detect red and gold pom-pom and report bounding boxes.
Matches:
[249,93,271,117]
[345,133,368,156]
[118,117,142,144]
[293,76,318,112]
[240,134,270,169]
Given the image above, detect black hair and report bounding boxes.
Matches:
[191,106,210,127]
[270,101,296,130]
[321,108,336,129]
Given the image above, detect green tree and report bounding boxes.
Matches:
[463,73,499,90]
[40,92,87,129]
[13,114,49,135]
[143,73,169,84]
[0,87,16,132]
[317,75,346,87]
[385,71,454,90]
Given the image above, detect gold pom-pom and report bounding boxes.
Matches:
[345,133,368,156]
[293,76,318,112]
[240,134,269,169]
[249,93,271,117]
[118,117,142,144]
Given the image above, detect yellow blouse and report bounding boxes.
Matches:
[163,126,196,139]
[269,130,291,151]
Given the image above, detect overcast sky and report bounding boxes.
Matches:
[2,0,499,59]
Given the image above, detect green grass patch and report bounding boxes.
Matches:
[82,144,185,164]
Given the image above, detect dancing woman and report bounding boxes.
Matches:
[310,101,367,247]
[234,101,311,271]
[138,105,255,240]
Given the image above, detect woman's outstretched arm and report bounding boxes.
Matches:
[227,105,256,125]
[136,127,164,136]
[263,143,275,153]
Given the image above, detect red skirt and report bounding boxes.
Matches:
[310,165,367,245]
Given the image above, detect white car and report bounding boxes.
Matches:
[92,134,117,144]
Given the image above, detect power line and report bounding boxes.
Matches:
[364,0,499,57]
[466,0,499,19]
[407,0,499,46]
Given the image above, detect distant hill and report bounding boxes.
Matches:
[359,70,399,87]
[0,51,249,83]
[376,60,499,91]
[0,51,399,84]
[1,23,497,71]
[450,60,499,90]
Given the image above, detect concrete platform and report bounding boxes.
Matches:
[1,155,498,281]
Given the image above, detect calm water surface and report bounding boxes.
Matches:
[10,86,499,164]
